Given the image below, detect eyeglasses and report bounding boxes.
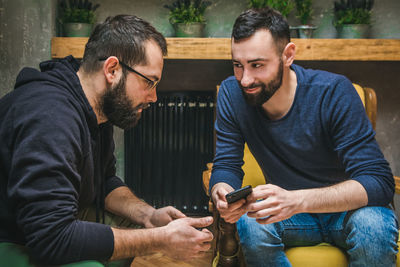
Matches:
[99,57,159,90]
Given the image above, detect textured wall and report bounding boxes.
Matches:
[0,0,56,97]
[89,0,400,38]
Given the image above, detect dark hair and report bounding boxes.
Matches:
[232,8,290,54]
[81,14,167,73]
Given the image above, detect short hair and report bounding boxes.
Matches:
[232,8,290,54]
[81,15,167,73]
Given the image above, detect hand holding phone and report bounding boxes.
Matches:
[225,185,252,204]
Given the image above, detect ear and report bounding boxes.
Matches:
[102,56,121,84]
[282,42,296,67]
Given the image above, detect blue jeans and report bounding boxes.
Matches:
[237,206,398,267]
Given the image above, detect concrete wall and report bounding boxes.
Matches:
[90,0,400,38]
[0,0,399,207]
[0,0,56,97]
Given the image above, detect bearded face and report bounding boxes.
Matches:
[99,72,147,130]
[239,59,284,107]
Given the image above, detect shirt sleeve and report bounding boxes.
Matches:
[323,78,394,206]
[210,79,245,193]
[8,97,114,265]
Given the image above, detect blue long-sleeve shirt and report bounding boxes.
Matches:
[210,64,394,206]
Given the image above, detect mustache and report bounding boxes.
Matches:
[136,103,151,110]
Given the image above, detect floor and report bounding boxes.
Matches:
[131,251,213,267]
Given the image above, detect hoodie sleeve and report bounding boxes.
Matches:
[8,92,114,265]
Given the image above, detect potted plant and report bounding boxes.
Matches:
[292,0,317,38]
[164,0,211,38]
[333,0,374,38]
[248,0,294,19]
[59,0,100,37]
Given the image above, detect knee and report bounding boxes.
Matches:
[237,215,283,251]
[345,207,398,256]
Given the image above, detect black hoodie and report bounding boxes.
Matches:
[0,56,126,264]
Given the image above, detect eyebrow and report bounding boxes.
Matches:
[232,58,268,64]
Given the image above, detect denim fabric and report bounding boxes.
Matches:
[237,206,398,267]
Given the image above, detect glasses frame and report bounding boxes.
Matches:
[99,57,159,90]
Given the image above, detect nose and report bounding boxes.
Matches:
[147,88,157,103]
[240,68,254,88]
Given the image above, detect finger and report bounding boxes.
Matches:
[201,228,212,235]
[227,198,246,210]
[168,207,186,219]
[186,216,213,228]
[246,198,276,212]
[216,199,228,210]
[247,207,278,219]
[247,185,273,200]
[198,242,212,252]
[199,228,214,241]
[221,212,243,223]
[223,217,241,224]
[256,215,280,224]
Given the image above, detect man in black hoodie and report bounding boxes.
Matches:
[0,15,213,266]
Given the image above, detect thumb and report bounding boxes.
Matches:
[186,216,213,228]
[216,188,228,202]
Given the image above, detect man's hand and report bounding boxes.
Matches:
[246,184,300,224]
[160,216,214,261]
[211,182,248,223]
[145,206,186,228]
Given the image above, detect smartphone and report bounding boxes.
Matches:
[225,185,252,204]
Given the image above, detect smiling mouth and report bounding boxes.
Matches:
[244,87,260,94]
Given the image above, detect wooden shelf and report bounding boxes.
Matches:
[51,37,400,61]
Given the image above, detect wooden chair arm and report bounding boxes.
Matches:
[202,163,243,267]
[202,163,213,196]
[394,176,400,195]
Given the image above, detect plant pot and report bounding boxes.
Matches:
[336,24,370,39]
[173,23,205,38]
[63,23,93,37]
[291,25,317,39]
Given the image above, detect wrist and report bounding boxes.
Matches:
[293,189,307,213]
[142,207,157,228]
[153,225,168,252]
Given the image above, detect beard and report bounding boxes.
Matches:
[99,72,147,130]
[239,59,284,106]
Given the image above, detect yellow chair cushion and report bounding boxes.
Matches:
[242,144,265,188]
[353,83,365,106]
[286,243,348,266]
[285,240,400,267]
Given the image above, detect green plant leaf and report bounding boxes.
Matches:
[165,0,210,24]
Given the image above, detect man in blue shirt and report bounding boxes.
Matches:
[210,8,398,266]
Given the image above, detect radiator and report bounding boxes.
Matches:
[125,91,215,215]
